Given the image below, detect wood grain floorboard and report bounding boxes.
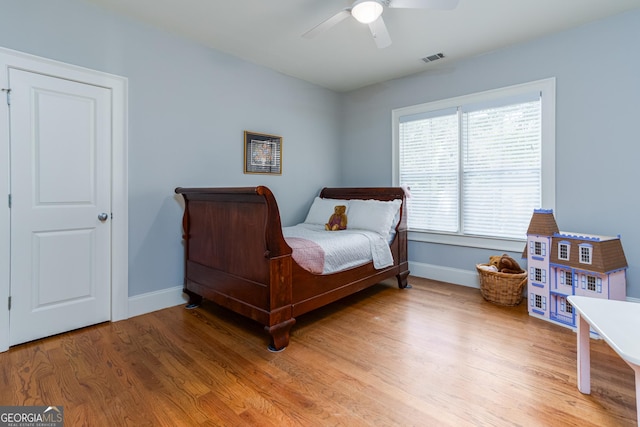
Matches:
[0,277,636,426]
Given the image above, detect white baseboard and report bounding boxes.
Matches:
[123,265,640,320]
[123,267,474,321]
[408,261,640,304]
[123,265,478,320]
[127,285,188,319]
[409,261,481,289]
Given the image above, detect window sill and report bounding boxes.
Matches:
[408,230,526,253]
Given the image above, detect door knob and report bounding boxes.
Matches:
[98,212,109,221]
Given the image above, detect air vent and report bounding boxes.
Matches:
[421,52,445,63]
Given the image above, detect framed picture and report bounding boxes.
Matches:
[244,131,282,175]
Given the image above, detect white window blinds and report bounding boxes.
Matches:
[397,84,548,241]
[461,95,541,239]
[399,108,458,233]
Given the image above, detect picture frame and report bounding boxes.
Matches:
[244,131,282,175]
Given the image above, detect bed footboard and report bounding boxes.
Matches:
[175,186,295,350]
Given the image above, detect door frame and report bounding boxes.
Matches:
[0,47,128,352]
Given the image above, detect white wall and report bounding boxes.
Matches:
[341,9,640,298]
[0,0,343,297]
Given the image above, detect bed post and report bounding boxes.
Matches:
[264,241,295,351]
[178,193,204,307]
[265,318,296,352]
[395,195,410,289]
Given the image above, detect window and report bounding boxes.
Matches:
[585,275,602,293]
[564,271,573,288]
[565,300,573,314]
[393,79,555,251]
[579,245,592,264]
[531,294,546,310]
[579,274,601,292]
[529,240,546,257]
[559,242,570,260]
[531,267,546,284]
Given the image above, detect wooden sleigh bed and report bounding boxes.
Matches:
[174,186,410,351]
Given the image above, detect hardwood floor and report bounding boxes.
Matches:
[0,277,636,426]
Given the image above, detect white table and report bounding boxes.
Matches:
[567,295,640,425]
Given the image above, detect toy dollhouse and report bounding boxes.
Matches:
[523,209,627,328]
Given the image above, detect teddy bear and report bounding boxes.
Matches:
[325,205,347,231]
[489,253,524,274]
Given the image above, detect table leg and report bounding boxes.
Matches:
[576,313,591,394]
[627,364,640,426]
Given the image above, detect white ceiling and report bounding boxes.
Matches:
[82,0,640,92]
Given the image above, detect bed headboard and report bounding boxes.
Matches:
[319,187,405,202]
[319,187,407,235]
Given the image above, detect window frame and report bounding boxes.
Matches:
[558,241,570,261]
[579,244,593,264]
[564,271,573,288]
[392,78,556,252]
[565,299,573,314]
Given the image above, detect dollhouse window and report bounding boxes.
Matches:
[529,240,546,256]
[564,271,572,287]
[534,294,546,310]
[565,301,573,314]
[558,242,570,260]
[579,245,592,264]
[533,241,546,256]
[531,267,546,283]
[586,276,602,293]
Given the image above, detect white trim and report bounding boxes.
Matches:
[110,69,129,322]
[128,286,188,319]
[408,231,526,253]
[408,262,640,305]
[0,47,128,351]
[0,53,10,354]
[409,261,481,289]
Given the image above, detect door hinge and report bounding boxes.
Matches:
[7,296,11,311]
[1,88,10,106]
[7,194,10,208]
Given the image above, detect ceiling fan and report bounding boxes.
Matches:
[302,0,459,49]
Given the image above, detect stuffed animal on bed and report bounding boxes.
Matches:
[489,254,524,274]
[325,205,348,231]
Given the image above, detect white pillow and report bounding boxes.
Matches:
[304,197,350,225]
[347,199,402,236]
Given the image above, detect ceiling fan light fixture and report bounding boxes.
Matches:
[351,0,383,24]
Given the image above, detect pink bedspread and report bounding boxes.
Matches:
[285,237,325,274]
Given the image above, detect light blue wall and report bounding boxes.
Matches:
[341,9,640,298]
[3,1,640,300]
[0,0,342,296]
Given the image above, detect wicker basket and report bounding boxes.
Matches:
[476,264,527,306]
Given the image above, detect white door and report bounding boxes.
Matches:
[9,68,112,345]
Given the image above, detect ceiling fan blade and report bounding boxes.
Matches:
[388,0,459,10]
[302,9,351,39]
[368,16,392,49]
